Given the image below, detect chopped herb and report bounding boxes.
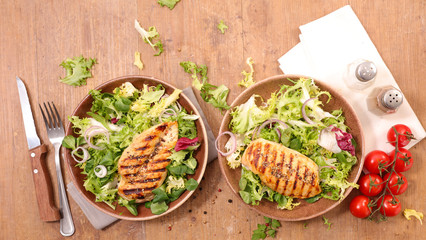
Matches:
[252,217,281,240]
[322,216,332,230]
[217,20,228,34]
[59,55,97,86]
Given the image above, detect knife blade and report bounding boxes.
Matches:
[16,76,61,222]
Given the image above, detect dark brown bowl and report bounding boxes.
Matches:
[63,75,208,221]
[218,75,365,221]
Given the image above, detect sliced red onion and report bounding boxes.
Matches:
[94,165,107,178]
[319,165,337,171]
[302,97,317,124]
[215,131,236,156]
[71,146,90,164]
[256,119,289,137]
[159,108,177,122]
[84,126,110,150]
[175,102,182,112]
[275,128,282,139]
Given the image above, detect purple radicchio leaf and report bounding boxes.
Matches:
[332,127,355,156]
[175,137,199,152]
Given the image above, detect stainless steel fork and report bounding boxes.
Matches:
[39,102,75,237]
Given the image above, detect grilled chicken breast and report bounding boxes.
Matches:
[241,139,321,199]
[117,121,178,203]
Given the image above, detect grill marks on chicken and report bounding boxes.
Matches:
[241,139,321,199]
[117,121,178,203]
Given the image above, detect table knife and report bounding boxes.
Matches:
[16,76,61,222]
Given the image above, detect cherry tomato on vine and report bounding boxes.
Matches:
[358,174,384,197]
[377,195,401,217]
[383,172,408,195]
[349,195,372,218]
[387,124,413,147]
[364,150,391,174]
[389,148,413,172]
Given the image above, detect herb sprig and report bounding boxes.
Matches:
[252,217,281,240]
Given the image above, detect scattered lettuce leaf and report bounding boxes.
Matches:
[134,20,164,56]
[217,20,228,34]
[134,51,144,70]
[157,0,180,10]
[180,61,230,112]
[403,209,423,225]
[239,57,255,88]
[59,56,97,86]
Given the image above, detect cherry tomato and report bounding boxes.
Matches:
[358,174,384,197]
[389,148,413,172]
[349,195,372,218]
[377,195,401,217]
[387,124,413,147]
[364,150,391,174]
[383,172,408,195]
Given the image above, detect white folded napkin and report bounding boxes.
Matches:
[67,87,217,230]
[278,5,425,154]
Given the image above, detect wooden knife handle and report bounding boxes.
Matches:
[29,144,61,222]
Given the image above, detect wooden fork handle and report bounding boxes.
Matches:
[29,144,61,222]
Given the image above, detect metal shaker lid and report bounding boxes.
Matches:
[381,88,403,110]
[355,61,377,82]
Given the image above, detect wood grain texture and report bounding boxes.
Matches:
[0,0,424,239]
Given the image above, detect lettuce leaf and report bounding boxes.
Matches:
[180,61,230,112]
[59,56,97,86]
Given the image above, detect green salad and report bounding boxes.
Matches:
[218,78,358,210]
[63,82,200,216]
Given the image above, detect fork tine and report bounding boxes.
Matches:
[47,102,59,128]
[43,102,53,128]
[39,103,51,129]
[51,102,63,129]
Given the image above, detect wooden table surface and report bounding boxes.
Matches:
[1,0,425,239]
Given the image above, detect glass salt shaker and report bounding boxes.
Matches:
[376,86,403,113]
[344,59,377,90]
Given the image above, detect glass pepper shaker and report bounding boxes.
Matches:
[376,86,403,113]
[344,59,377,90]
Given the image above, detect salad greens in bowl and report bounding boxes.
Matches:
[217,75,365,221]
[62,75,208,220]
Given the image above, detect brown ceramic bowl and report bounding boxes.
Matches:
[218,75,365,221]
[63,75,208,221]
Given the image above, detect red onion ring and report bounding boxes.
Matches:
[175,102,182,112]
[319,165,337,171]
[255,119,289,138]
[71,146,90,163]
[275,128,282,139]
[302,97,317,124]
[159,108,177,122]
[215,131,237,157]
